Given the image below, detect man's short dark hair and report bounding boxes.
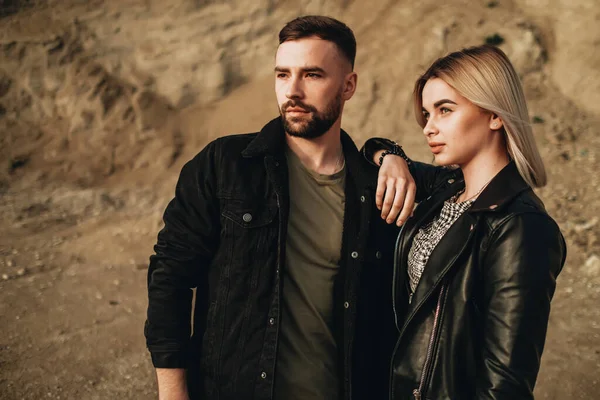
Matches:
[279,15,357,69]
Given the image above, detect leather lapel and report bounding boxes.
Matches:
[407,211,478,313]
[394,181,463,308]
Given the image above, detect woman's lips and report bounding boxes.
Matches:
[429,143,445,154]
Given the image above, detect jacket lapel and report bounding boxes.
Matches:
[407,212,477,311]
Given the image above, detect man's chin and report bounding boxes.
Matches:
[284,114,311,124]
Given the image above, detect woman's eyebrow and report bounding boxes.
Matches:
[433,99,458,108]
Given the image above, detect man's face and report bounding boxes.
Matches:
[275,37,355,138]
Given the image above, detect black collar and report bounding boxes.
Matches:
[241,117,374,189]
[469,161,531,212]
[241,117,286,158]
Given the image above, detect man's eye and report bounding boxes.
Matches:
[306,73,321,78]
[276,73,288,78]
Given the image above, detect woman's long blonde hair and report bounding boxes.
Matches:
[413,45,546,188]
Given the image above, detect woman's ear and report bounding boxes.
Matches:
[490,114,504,131]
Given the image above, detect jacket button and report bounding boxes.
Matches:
[344,301,350,309]
[360,195,366,203]
[376,251,383,259]
[260,371,267,379]
[447,178,455,184]
[275,161,280,167]
[242,213,253,223]
[268,318,275,326]
[351,251,359,259]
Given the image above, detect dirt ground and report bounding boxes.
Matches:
[0,0,599,399]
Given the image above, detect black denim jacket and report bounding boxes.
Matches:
[145,118,399,400]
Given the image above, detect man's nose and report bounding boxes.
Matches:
[286,76,304,99]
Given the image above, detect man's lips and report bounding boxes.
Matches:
[429,142,445,154]
[286,108,310,113]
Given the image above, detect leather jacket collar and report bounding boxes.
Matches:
[470,161,533,213]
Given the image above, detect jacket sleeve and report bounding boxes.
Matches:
[476,212,566,399]
[144,141,221,369]
[360,137,457,202]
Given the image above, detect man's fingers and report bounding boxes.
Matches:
[397,184,416,226]
[380,179,396,219]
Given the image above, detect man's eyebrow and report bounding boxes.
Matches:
[274,66,326,74]
[302,66,326,73]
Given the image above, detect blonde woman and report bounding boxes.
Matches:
[364,45,567,399]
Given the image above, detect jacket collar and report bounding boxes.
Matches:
[469,161,531,212]
[241,116,374,190]
[241,117,286,158]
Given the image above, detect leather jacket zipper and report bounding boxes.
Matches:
[413,282,448,400]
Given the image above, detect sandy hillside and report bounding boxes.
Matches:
[0,0,599,399]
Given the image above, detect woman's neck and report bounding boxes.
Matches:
[458,153,510,202]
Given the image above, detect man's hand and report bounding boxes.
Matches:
[375,150,416,226]
[156,368,190,400]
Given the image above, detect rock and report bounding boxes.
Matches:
[583,255,600,277]
[574,217,598,233]
[16,268,26,276]
[2,274,9,280]
[7,260,13,267]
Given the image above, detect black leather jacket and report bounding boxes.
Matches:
[145,118,399,400]
[389,160,567,400]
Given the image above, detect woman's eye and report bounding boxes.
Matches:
[440,107,451,114]
[423,112,430,120]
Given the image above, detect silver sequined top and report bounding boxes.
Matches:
[407,193,474,302]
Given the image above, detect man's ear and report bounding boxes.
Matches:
[342,72,358,101]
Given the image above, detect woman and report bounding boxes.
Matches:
[365,45,567,399]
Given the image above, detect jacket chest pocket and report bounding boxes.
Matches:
[220,200,279,262]
[222,202,278,229]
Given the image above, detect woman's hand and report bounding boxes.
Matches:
[375,151,416,226]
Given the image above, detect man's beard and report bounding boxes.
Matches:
[280,92,343,139]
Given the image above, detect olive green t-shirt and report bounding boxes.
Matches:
[273,147,346,400]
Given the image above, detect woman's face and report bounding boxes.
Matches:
[421,78,502,167]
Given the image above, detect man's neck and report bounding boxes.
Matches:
[286,125,344,175]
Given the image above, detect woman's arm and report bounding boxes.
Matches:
[476,212,566,399]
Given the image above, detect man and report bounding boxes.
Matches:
[145,15,414,400]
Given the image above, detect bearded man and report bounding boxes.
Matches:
[145,15,413,400]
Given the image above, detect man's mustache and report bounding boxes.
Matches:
[281,100,317,113]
